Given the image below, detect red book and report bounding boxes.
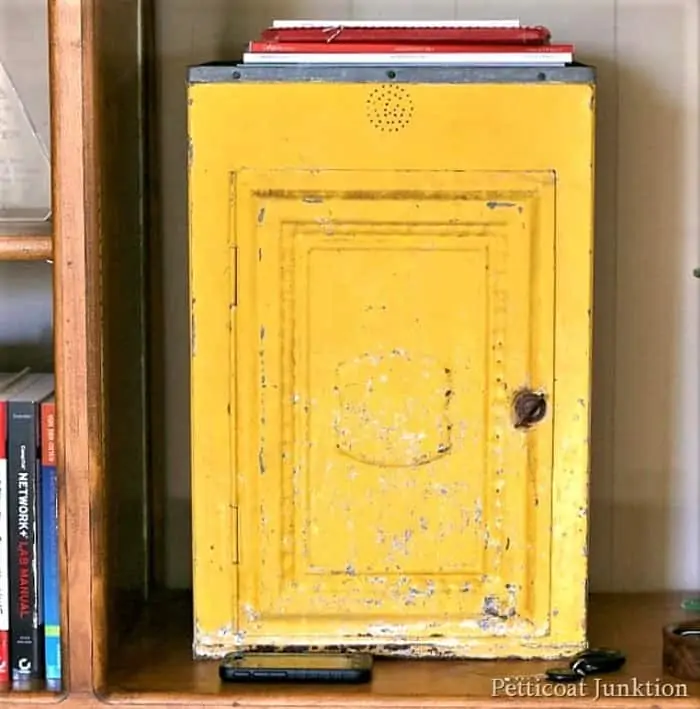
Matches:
[248,41,572,55]
[259,25,551,45]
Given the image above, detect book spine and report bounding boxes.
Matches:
[7,402,44,681]
[260,26,552,44]
[248,41,573,54]
[41,402,59,684]
[0,402,9,684]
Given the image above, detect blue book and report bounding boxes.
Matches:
[40,397,60,686]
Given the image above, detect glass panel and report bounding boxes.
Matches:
[0,0,50,224]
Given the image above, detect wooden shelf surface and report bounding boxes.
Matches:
[104,592,700,708]
[0,222,53,261]
[0,236,52,261]
[0,689,62,705]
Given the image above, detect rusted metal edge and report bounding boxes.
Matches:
[188,63,596,85]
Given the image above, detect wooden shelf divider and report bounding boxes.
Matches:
[0,235,53,261]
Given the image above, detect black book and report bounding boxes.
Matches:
[7,373,55,682]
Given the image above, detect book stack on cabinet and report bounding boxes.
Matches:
[242,19,576,65]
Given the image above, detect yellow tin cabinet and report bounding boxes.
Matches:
[188,64,596,660]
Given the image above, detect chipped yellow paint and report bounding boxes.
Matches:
[189,79,595,659]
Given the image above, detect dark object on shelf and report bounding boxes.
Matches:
[545,667,583,682]
[663,621,700,680]
[545,648,626,683]
[219,651,373,684]
[570,648,626,676]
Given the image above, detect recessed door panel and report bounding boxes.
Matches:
[234,169,555,643]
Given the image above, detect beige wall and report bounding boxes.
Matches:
[157,0,700,591]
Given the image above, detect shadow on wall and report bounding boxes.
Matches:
[154,0,699,592]
[584,49,618,595]
[610,0,699,592]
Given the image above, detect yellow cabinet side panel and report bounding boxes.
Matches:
[189,166,238,648]
[189,77,595,659]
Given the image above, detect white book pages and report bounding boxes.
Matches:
[271,19,521,29]
[243,52,570,66]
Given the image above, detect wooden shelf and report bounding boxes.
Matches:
[0,236,53,261]
[0,222,53,261]
[104,592,700,708]
[0,690,62,705]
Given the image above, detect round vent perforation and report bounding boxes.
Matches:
[366,84,414,133]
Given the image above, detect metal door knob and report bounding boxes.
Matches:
[512,389,547,429]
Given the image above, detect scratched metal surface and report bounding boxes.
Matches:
[188,63,595,85]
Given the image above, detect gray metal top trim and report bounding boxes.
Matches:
[188,62,595,85]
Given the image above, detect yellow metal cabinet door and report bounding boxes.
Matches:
[234,169,555,652]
